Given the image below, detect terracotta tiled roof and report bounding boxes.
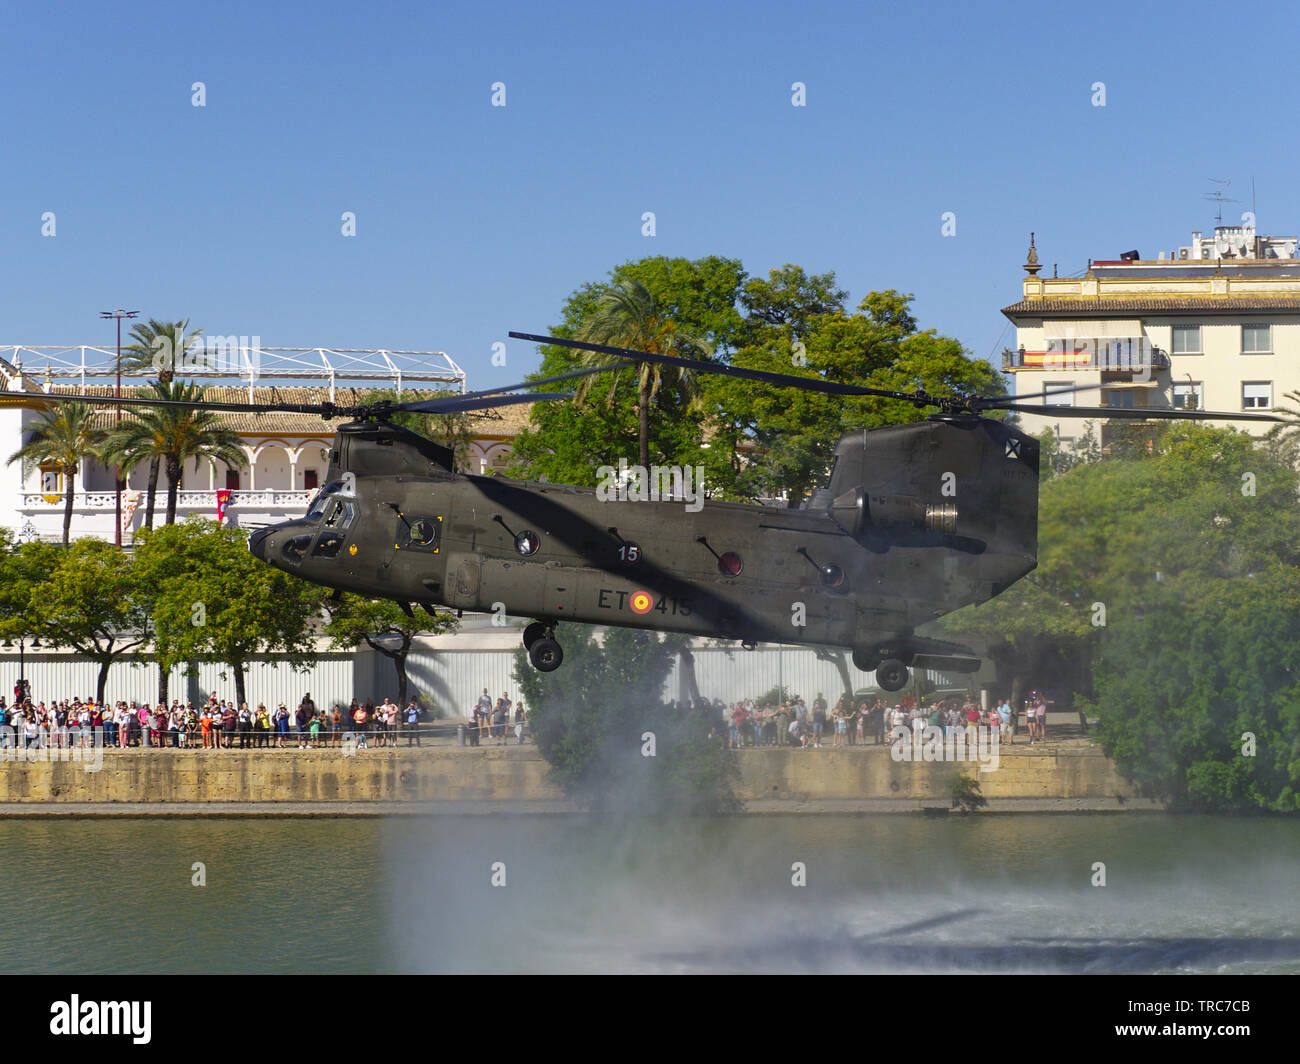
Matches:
[473,403,533,437]
[1002,296,1300,318]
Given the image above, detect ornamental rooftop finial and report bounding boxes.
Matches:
[1023,232,1042,275]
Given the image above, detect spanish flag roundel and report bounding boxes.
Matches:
[629,590,655,615]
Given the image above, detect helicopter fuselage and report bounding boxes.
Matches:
[249,416,1040,682]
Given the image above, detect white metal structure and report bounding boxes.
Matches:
[0,342,467,543]
[0,345,465,400]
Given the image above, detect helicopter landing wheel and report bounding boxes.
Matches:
[522,621,549,650]
[851,648,878,672]
[529,637,564,672]
[875,658,909,692]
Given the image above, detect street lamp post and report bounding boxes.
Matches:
[100,310,138,547]
[5,637,31,704]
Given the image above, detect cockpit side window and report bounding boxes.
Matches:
[323,499,355,529]
[305,492,331,521]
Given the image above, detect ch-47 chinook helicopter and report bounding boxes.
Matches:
[56,333,1281,691]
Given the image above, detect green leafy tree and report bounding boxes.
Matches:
[572,278,713,470]
[134,518,322,707]
[508,256,746,485]
[737,263,847,344]
[1086,570,1300,811]
[941,423,1300,810]
[101,381,247,526]
[324,594,459,708]
[7,402,107,546]
[513,625,739,814]
[120,318,204,529]
[0,539,149,704]
[701,285,1006,505]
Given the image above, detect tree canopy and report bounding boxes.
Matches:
[0,538,149,705]
[134,518,322,707]
[324,593,459,710]
[513,625,739,814]
[938,423,1300,810]
[507,258,1006,507]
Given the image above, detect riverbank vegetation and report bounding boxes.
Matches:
[940,422,1300,812]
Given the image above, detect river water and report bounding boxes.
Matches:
[3,814,1297,973]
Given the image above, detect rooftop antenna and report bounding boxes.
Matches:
[1204,179,1238,226]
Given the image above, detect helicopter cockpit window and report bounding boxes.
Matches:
[323,499,354,529]
[305,493,331,521]
[281,534,312,564]
[313,531,345,558]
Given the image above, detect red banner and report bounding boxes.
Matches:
[215,489,231,524]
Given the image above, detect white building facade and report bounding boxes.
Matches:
[1003,228,1300,449]
[0,345,467,542]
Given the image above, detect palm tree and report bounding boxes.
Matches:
[573,279,712,469]
[120,318,204,528]
[101,381,247,526]
[7,402,108,546]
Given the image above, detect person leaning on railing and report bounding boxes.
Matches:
[253,704,270,747]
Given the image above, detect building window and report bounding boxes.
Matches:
[1172,382,1203,411]
[39,466,62,493]
[1104,389,1136,410]
[1242,381,1272,409]
[1171,325,1202,354]
[1042,381,1074,406]
[225,470,240,491]
[1242,324,1272,354]
[304,469,318,490]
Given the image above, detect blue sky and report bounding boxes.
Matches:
[4,0,1299,389]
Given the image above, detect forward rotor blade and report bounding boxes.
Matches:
[388,362,627,412]
[508,331,928,406]
[400,391,574,415]
[995,401,1283,422]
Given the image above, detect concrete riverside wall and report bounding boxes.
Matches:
[0,744,1144,810]
[733,746,1140,806]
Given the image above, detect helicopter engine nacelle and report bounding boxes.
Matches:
[827,487,956,539]
[864,494,957,535]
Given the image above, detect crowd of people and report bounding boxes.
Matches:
[716,692,1053,749]
[462,689,528,746]
[0,678,1058,754]
[0,685,442,750]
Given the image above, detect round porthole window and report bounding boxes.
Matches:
[821,564,845,588]
[515,530,540,556]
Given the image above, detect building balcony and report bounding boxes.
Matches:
[1003,346,1171,373]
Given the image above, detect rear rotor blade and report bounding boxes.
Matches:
[995,401,1282,422]
[984,382,1103,406]
[508,331,930,407]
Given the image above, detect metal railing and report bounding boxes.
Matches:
[0,721,521,749]
[19,489,314,511]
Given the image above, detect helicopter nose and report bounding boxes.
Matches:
[248,527,271,561]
